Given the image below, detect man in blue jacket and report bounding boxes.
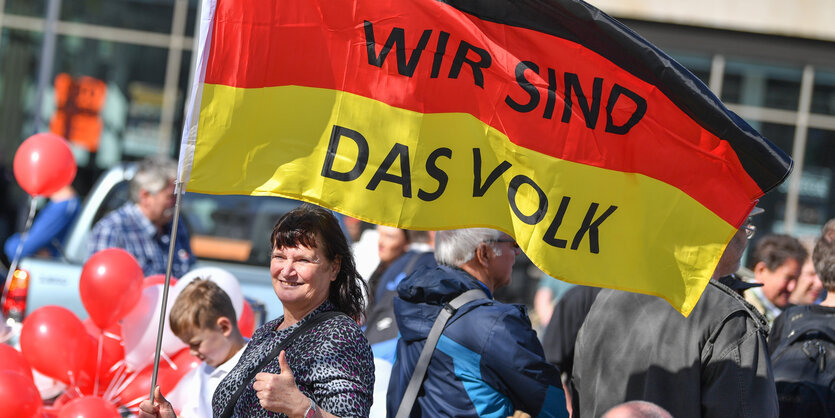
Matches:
[387,228,567,417]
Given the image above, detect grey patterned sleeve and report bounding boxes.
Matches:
[307,317,375,418]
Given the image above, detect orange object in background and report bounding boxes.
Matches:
[49,73,107,152]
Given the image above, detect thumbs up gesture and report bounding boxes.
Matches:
[253,350,311,415]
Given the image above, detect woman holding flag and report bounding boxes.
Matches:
[140,204,374,418]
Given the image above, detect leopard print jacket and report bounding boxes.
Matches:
[212,301,374,417]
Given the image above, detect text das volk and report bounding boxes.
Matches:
[321,125,617,254]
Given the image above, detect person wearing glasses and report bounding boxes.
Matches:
[386,228,567,418]
[87,155,194,278]
[570,207,778,418]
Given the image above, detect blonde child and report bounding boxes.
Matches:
[163,278,248,417]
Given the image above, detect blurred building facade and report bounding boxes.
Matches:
[0,0,198,195]
[0,0,832,242]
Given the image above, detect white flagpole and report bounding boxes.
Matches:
[145,0,217,401]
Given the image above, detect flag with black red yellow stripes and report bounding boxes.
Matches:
[177,0,791,316]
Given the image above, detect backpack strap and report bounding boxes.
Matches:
[394,288,487,418]
[218,310,345,418]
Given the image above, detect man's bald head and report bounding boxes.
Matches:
[602,401,673,418]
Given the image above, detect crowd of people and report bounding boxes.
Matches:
[4,154,834,417]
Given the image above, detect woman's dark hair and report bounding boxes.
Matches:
[271,204,367,321]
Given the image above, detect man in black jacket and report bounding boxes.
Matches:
[572,210,778,417]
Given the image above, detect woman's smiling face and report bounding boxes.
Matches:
[270,235,339,317]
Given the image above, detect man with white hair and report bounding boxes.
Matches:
[386,228,567,417]
[88,155,194,278]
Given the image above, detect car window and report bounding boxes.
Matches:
[180,193,302,266]
[92,180,132,226]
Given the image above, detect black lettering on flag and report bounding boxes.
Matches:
[561,73,603,129]
[507,175,548,224]
[430,31,451,79]
[505,61,539,113]
[367,143,412,198]
[418,147,452,201]
[571,203,618,254]
[472,148,511,197]
[363,21,432,77]
[448,41,492,88]
[543,68,558,120]
[321,125,369,182]
[542,196,572,248]
[605,84,647,135]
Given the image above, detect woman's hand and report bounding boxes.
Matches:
[138,386,177,418]
[253,350,311,416]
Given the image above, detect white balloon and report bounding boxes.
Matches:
[121,267,246,371]
[121,284,186,371]
[173,267,244,318]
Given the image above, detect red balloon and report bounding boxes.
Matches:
[112,348,200,408]
[38,406,60,418]
[0,342,34,381]
[20,306,93,384]
[80,248,144,329]
[158,348,200,394]
[111,365,152,409]
[51,392,76,410]
[0,370,42,418]
[58,396,120,418]
[13,133,77,196]
[80,320,125,390]
[142,274,177,288]
[239,299,255,338]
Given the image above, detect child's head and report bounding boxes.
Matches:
[170,278,243,367]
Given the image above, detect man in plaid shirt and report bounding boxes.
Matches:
[87,156,194,278]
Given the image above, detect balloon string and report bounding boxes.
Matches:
[67,370,78,395]
[1,196,38,308]
[65,387,81,401]
[100,328,124,399]
[108,373,127,401]
[123,394,148,409]
[161,350,175,369]
[94,330,104,396]
[108,358,126,374]
[103,360,127,401]
[113,368,140,399]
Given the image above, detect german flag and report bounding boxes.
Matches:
[178,0,791,316]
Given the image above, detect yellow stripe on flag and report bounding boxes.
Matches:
[188,84,736,315]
